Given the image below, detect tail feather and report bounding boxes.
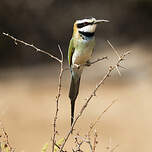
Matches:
[69,75,81,126]
[71,99,75,126]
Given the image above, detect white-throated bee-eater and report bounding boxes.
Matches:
[68,17,109,125]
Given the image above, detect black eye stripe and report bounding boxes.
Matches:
[77,22,94,28]
[77,23,84,28]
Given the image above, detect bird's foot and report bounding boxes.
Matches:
[85,60,91,66]
[74,63,81,69]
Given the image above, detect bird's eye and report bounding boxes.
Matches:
[83,22,88,26]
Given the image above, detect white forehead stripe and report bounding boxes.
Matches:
[76,18,96,24]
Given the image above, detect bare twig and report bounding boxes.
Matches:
[2,33,62,63]
[106,140,119,152]
[80,100,116,152]
[74,135,93,152]
[73,130,97,152]
[73,56,108,70]
[107,40,120,59]
[88,99,117,137]
[73,136,84,152]
[59,43,130,152]
[54,142,65,152]
[52,45,64,152]
[110,144,119,152]
[92,130,98,152]
[84,56,108,66]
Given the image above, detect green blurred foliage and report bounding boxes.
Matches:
[0,143,10,152]
[41,143,49,152]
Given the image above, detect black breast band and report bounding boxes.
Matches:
[79,31,95,37]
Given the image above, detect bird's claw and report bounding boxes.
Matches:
[85,61,91,66]
[74,64,81,69]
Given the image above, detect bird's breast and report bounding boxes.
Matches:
[72,38,95,65]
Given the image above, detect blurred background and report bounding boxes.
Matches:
[0,0,152,151]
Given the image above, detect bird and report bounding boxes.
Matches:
[68,17,109,126]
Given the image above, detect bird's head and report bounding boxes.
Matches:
[73,17,109,38]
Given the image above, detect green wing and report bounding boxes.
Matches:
[68,38,75,67]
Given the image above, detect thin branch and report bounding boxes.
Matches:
[73,56,108,69]
[110,144,119,152]
[73,136,84,152]
[2,33,62,63]
[84,56,108,66]
[92,130,98,152]
[107,40,120,59]
[74,135,93,152]
[118,65,128,70]
[115,65,122,76]
[59,46,130,152]
[54,142,65,152]
[107,141,119,152]
[88,99,117,136]
[52,45,64,152]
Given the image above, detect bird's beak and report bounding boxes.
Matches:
[94,19,109,24]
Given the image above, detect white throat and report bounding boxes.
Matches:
[78,24,97,33]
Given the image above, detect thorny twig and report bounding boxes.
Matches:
[2,33,64,152]
[72,102,115,152]
[2,33,62,63]
[106,138,119,152]
[92,130,98,152]
[73,99,116,152]
[63,56,108,73]
[73,135,84,152]
[52,45,64,152]
[84,56,108,66]
[109,144,119,152]
[73,56,108,69]
[106,137,119,152]
[59,41,130,152]
[53,141,65,152]
[88,99,117,137]
[74,135,93,152]
[107,40,120,59]
[107,40,130,76]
